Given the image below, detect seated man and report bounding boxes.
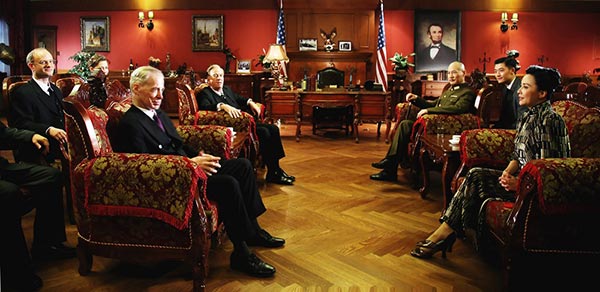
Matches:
[116,66,284,278]
[492,56,526,129]
[196,64,295,185]
[1,121,75,292]
[370,61,476,181]
[9,48,67,163]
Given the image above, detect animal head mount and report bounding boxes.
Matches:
[319,27,337,51]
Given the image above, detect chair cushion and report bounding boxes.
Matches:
[414,113,481,136]
[78,152,205,230]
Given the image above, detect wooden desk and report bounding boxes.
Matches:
[265,90,391,143]
[419,134,461,210]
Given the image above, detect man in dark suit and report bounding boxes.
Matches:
[416,24,457,72]
[492,56,526,129]
[370,61,476,181]
[196,64,295,185]
[1,121,75,291]
[9,48,67,163]
[116,66,284,278]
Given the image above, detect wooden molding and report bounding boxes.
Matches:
[287,51,372,62]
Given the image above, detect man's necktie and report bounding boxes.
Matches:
[153,113,165,132]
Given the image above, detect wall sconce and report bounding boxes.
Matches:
[138,11,154,31]
[501,12,518,32]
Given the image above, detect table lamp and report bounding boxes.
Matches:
[263,44,289,89]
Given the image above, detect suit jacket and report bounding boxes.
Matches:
[416,43,457,72]
[116,106,198,158]
[0,121,35,170]
[412,83,476,115]
[196,85,250,112]
[494,77,525,129]
[8,79,65,162]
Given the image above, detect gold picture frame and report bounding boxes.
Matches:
[192,15,224,51]
[80,16,110,52]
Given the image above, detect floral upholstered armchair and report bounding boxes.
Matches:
[176,80,261,160]
[451,100,600,289]
[63,91,232,291]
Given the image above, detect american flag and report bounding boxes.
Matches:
[276,0,287,79]
[376,0,388,92]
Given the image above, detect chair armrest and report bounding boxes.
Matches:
[177,125,232,159]
[414,113,481,136]
[73,152,208,230]
[194,110,257,134]
[517,158,600,216]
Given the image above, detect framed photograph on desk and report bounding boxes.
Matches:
[236,59,251,74]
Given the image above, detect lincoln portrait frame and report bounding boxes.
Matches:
[80,17,110,52]
[192,15,224,51]
[414,11,461,73]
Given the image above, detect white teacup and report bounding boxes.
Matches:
[452,134,461,140]
[449,138,460,144]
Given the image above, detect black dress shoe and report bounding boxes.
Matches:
[371,157,396,169]
[246,229,285,248]
[230,252,276,277]
[369,170,397,181]
[4,271,43,292]
[31,242,76,261]
[266,172,294,185]
[279,169,295,181]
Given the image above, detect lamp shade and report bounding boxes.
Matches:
[138,11,144,20]
[511,13,519,22]
[501,12,508,22]
[264,44,289,63]
[148,11,154,19]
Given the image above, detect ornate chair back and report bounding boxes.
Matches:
[55,76,85,98]
[317,67,345,89]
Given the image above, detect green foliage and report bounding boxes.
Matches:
[389,52,415,71]
[68,50,96,79]
[255,54,271,69]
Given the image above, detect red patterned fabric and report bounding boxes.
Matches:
[86,107,113,156]
[80,153,206,230]
[177,125,232,159]
[551,100,600,158]
[105,79,131,102]
[521,158,600,215]
[413,113,481,136]
[460,129,516,169]
[484,200,514,240]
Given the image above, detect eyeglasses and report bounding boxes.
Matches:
[35,60,57,66]
[209,73,224,78]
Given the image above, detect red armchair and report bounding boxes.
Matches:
[451,100,600,290]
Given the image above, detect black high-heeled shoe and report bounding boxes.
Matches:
[410,233,457,259]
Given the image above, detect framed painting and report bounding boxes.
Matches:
[80,17,110,52]
[414,11,460,73]
[192,15,224,51]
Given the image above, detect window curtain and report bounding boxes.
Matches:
[0,0,28,75]
[0,19,10,75]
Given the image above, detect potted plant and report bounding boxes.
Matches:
[255,54,271,72]
[68,50,97,79]
[389,52,415,80]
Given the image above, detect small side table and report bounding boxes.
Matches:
[418,134,461,210]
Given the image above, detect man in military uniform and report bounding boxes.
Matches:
[370,61,476,181]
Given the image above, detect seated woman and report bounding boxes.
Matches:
[410,65,571,259]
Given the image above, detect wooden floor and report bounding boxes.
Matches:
[14,122,503,292]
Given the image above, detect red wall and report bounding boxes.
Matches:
[36,9,600,76]
[36,10,277,74]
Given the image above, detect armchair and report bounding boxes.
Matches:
[450,100,600,290]
[55,76,85,98]
[62,97,217,292]
[176,80,259,160]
